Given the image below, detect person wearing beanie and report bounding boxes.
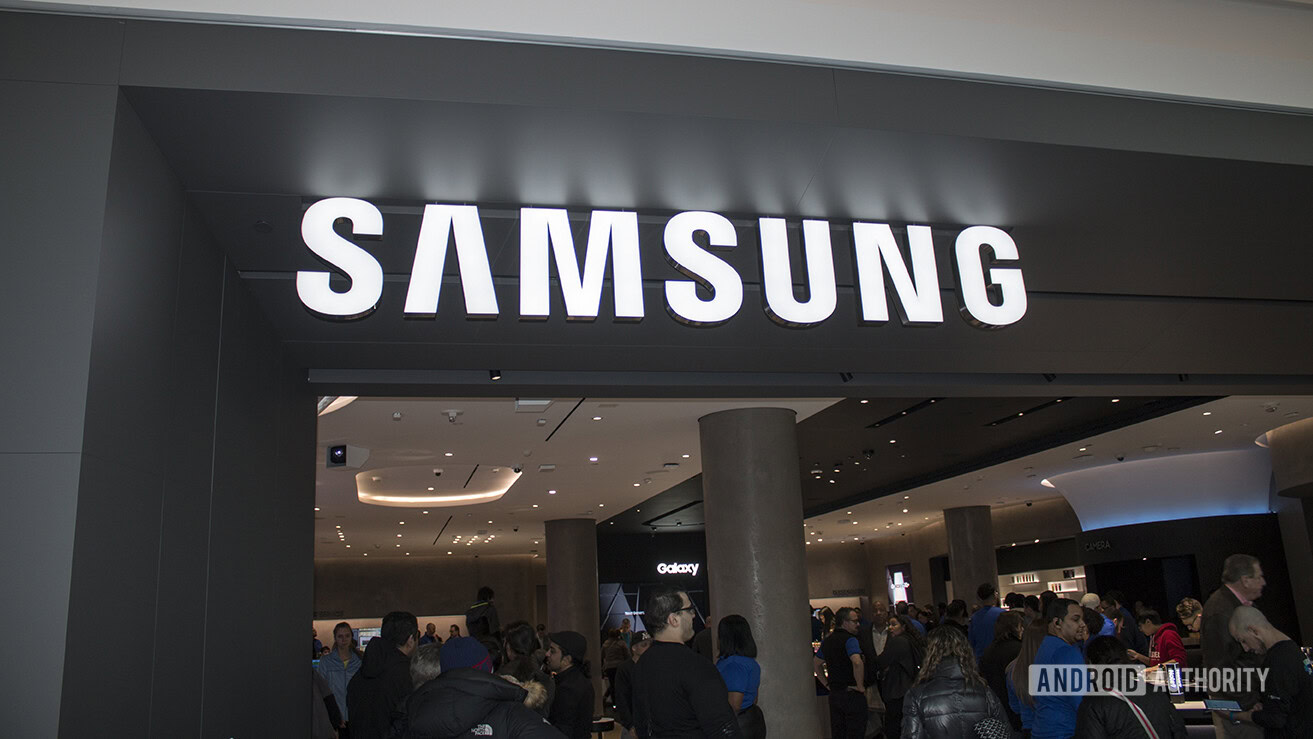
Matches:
[546,630,595,739]
[440,636,496,674]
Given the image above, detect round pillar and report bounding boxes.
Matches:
[699,407,822,738]
[944,505,997,604]
[544,518,603,713]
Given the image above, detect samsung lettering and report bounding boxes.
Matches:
[296,198,1027,328]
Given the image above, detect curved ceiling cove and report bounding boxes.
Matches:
[1050,448,1272,531]
[356,464,522,507]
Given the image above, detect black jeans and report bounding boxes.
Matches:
[828,688,867,739]
[883,697,904,739]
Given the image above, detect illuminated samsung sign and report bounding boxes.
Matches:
[296,198,1027,329]
[657,561,701,576]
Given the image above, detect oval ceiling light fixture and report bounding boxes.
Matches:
[317,396,358,416]
[356,464,522,508]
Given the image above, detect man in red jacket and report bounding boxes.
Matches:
[1130,609,1187,667]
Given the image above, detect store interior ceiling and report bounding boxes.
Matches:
[314,394,1313,560]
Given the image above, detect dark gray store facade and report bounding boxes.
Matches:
[4,9,1313,736]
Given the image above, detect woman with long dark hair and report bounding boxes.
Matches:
[877,614,925,739]
[1006,621,1051,736]
[716,615,765,739]
[497,621,555,717]
[900,625,1007,738]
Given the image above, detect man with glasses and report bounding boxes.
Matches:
[814,607,867,739]
[633,587,741,738]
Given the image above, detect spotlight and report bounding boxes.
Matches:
[489,369,502,381]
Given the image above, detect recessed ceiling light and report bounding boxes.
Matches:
[399,521,405,525]
[904,495,910,499]
[1215,429,1223,434]
[396,544,400,547]
[363,553,368,556]
[852,521,858,525]
[444,452,453,457]
[589,457,599,462]
[1111,398,1120,403]
[818,538,823,542]
[633,483,640,487]
[860,399,869,404]
[335,525,341,529]
[846,511,852,515]
[314,507,320,511]
[897,523,903,526]
[889,439,896,444]
[682,454,690,458]
[422,510,429,514]
[488,520,493,524]
[902,508,908,513]
[1203,411,1212,416]
[1034,538,1040,543]
[532,504,539,508]
[598,503,604,507]
[592,416,603,421]
[829,479,836,484]
[345,544,351,548]
[1078,447,1087,452]
[549,490,557,495]
[447,551,453,555]
[609,521,614,525]
[396,534,402,537]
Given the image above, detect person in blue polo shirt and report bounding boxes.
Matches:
[1031,598,1086,739]
[969,583,1006,658]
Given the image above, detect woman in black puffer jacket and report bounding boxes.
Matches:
[901,624,1008,739]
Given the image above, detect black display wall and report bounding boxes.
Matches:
[597,531,710,631]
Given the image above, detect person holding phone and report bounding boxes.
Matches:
[1225,606,1313,738]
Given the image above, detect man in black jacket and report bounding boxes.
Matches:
[403,667,566,738]
[546,630,595,739]
[633,587,741,738]
[348,611,419,739]
[615,633,652,738]
[1202,554,1266,739]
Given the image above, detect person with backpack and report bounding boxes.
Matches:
[466,586,501,640]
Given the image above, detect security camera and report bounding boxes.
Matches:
[433,468,444,477]
[327,444,369,469]
[512,464,523,473]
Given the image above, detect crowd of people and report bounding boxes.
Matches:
[807,553,1309,739]
[310,553,1308,739]
[311,585,765,739]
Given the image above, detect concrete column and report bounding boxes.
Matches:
[1265,418,1313,643]
[700,408,823,738]
[944,506,997,605]
[544,518,603,713]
